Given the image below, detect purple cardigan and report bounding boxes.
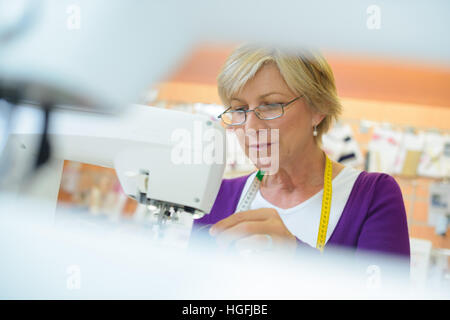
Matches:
[193,171,410,258]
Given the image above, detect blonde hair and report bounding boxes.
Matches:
[217,44,342,144]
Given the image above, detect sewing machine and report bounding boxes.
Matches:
[1,103,226,235]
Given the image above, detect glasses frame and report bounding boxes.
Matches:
[218,95,303,126]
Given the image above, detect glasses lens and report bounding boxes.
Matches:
[221,110,245,125]
[255,104,283,119]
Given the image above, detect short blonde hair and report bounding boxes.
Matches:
[217,44,342,144]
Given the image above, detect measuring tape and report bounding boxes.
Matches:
[235,170,265,212]
[316,155,332,252]
[235,154,333,253]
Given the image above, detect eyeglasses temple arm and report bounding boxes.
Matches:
[217,106,232,119]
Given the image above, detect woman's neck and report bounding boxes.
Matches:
[261,143,326,194]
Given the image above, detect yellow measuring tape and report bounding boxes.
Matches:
[316,154,333,252]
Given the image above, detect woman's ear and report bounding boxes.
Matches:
[311,113,326,127]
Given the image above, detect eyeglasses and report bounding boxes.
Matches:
[218,95,303,126]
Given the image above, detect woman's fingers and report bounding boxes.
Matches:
[214,220,271,248]
[209,208,276,236]
[208,208,298,254]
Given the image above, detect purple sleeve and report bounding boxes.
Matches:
[356,174,410,258]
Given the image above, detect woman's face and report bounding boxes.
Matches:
[228,62,321,172]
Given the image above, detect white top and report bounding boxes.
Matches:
[237,166,362,248]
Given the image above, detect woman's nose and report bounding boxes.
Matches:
[244,109,266,130]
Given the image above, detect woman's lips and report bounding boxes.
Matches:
[247,142,276,150]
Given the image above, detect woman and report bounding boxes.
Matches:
[193,45,410,258]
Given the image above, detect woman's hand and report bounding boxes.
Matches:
[209,208,297,254]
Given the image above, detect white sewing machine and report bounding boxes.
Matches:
[1,103,226,231]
